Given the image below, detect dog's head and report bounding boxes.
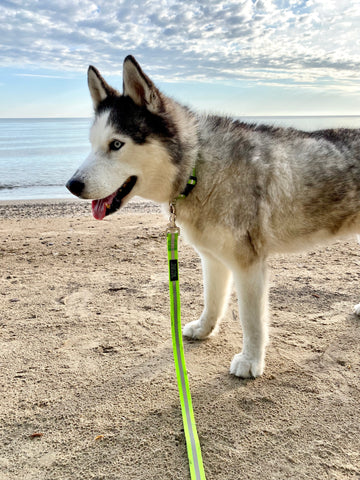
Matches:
[66,56,180,220]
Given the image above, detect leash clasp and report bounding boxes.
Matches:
[167,202,180,235]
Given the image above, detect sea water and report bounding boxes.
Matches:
[1,116,360,201]
[0,118,91,201]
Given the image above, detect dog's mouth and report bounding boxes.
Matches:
[91,176,137,220]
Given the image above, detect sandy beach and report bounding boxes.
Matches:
[0,198,359,480]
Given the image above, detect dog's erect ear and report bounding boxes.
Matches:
[123,55,162,113]
[88,66,119,109]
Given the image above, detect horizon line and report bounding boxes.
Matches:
[1,114,360,120]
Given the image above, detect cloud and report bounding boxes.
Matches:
[255,0,276,12]
[0,0,359,94]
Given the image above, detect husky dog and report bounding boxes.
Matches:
[66,55,360,378]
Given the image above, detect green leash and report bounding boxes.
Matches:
[167,190,206,480]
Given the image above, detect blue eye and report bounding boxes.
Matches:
[109,140,124,151]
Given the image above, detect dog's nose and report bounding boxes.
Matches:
[66,179,85,197]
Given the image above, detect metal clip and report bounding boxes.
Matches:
[166,202,180,234]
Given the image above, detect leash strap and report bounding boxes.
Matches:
[167,229,206,480]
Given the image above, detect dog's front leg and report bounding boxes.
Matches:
[183,252,233,339]
[230,260,269,378]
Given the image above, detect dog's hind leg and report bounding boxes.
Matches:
[183,252,233,339]
[230,259,269,378]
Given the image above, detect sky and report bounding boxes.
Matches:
[1,0,360,118]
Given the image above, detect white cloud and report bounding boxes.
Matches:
[0,0,359,95]
[255,0,276,12]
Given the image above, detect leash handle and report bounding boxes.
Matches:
[167,230,206,480]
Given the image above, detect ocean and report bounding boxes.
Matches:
[0,118,91,201]
[1,116,360,201]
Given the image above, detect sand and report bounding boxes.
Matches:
[0,198,359,480]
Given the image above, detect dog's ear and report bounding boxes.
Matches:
[123,55,162,113]
[88,66,119,109]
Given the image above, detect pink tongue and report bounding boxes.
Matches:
[91,192,117,220]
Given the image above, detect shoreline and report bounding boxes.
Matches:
[0,197,161,219]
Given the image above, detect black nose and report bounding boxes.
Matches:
[66,179,85,197]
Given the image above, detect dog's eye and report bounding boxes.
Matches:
[109,140,124,151]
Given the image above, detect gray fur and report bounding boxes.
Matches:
[67,56,360,378]
[181,115,360,256]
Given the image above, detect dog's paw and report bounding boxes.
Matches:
[353,303,360,316]
[182,320,214,340]
[230,353,264,378]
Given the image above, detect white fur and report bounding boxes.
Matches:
[354,303,360,315]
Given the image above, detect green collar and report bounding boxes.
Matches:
[177,167,197,200]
